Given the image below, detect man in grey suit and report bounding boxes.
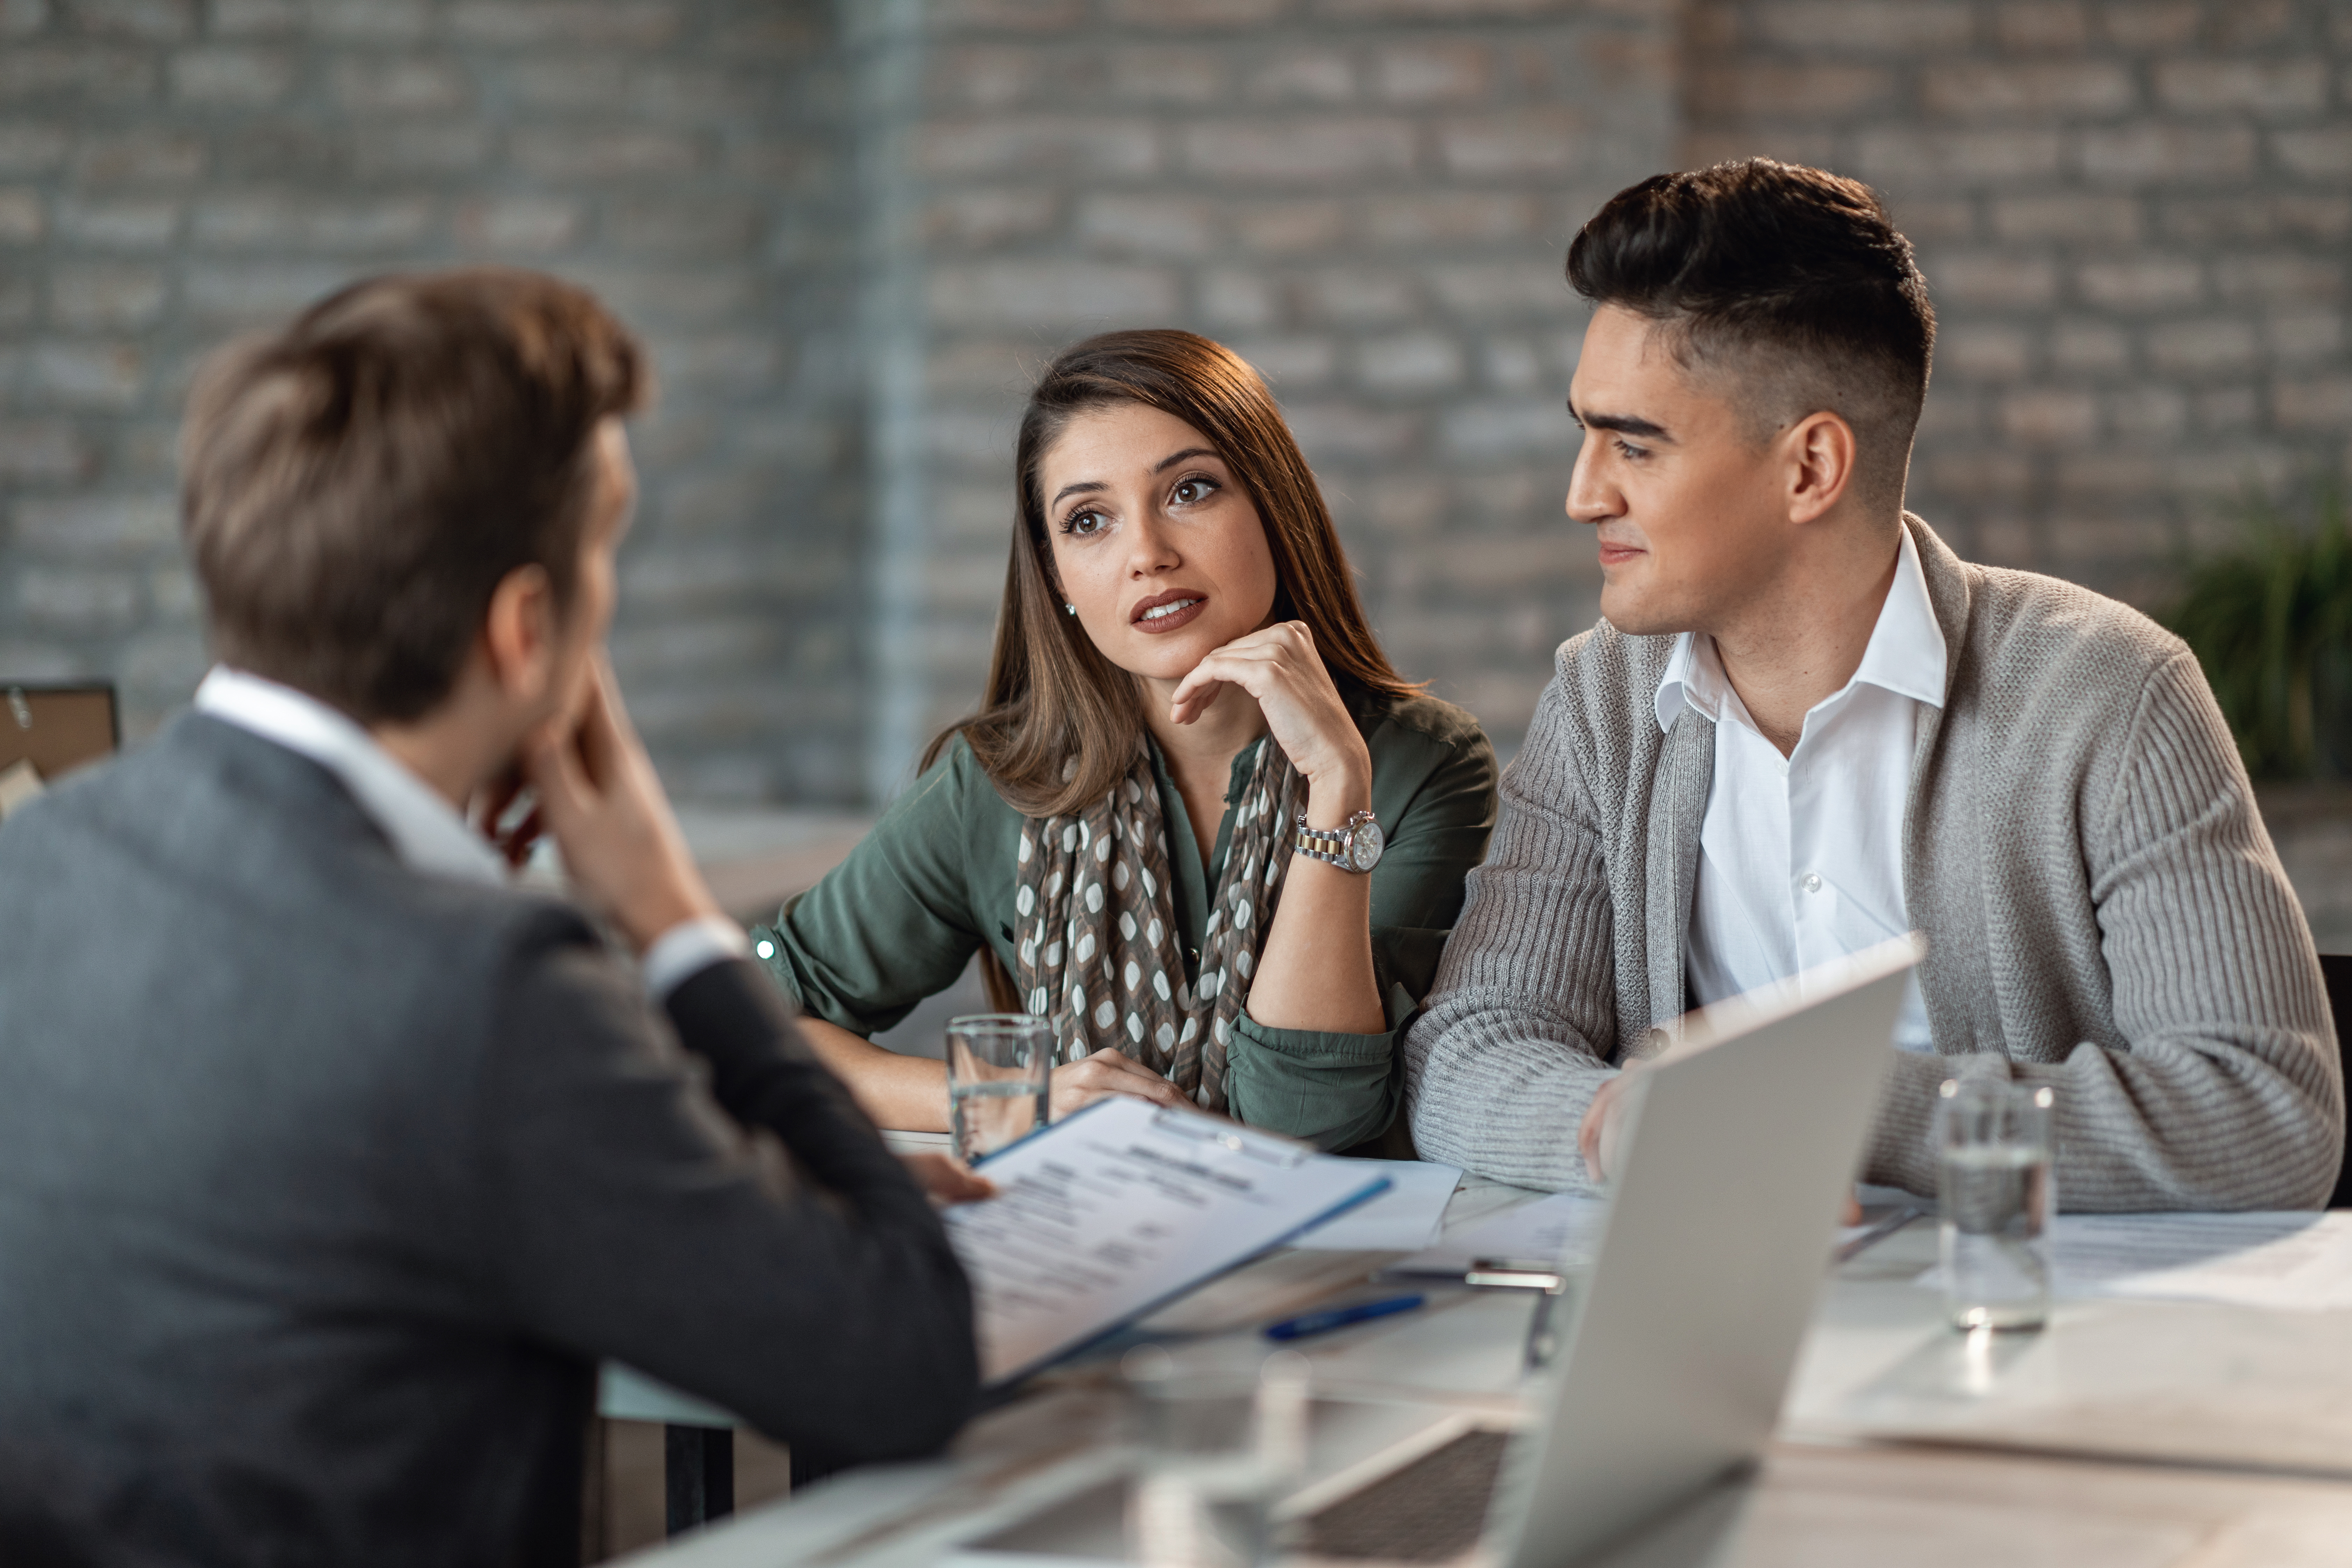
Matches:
[1404,160,2343,1212]
[0,271,981,1565]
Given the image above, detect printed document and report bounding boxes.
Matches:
[1292,1160,1462,1251]
[943,1098,1390,1384]
[1383,1190,1905,1281]
[1913,1212,2352,1310]
[1382,1191,1612,1279]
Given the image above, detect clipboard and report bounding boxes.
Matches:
[947,1098,1392,1386]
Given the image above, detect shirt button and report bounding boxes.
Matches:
[1800,874,1823,895]
[754,938,775,959]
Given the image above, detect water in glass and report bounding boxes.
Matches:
[945,1014,1051,1163]
[1937,1077,2054,1332]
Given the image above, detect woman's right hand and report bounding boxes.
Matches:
[1049,1048,1194,1121]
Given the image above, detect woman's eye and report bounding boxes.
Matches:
[1063,508,1105,536]
[1171,476,1218,505]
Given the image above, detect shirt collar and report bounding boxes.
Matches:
[1849,524,1948,710]
[1654,630,1703,734]
[1653,526,1949,734]
[193,666,506,887]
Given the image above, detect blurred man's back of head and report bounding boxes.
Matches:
[180,270,646,724]
[0,267,980,1567]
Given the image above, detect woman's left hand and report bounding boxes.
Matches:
[1168,622,1372,804]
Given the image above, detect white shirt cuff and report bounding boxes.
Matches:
[642,914,751,1001]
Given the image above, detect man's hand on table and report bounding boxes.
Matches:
[1578,1070,1638,1185]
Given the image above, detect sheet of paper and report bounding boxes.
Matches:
[1381,1190,1612,1278]
[1290,1160,1462,1251]
[1913,1212,2352,1311]
[942,1098,1390,1384]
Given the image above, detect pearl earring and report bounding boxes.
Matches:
[1065,603,1077,616]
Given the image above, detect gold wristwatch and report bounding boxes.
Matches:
[1294,808,1384,873]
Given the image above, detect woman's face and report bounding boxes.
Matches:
[1036,402,1280,685]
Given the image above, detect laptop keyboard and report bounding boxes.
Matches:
[1296,1428,1511,1563]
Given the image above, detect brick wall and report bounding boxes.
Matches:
[7,0,2348,805]
[868,0,1680,790]
[0,0,866,801]
[1686,0,2352,602]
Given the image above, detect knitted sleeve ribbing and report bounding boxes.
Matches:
[1865,649,2344,1209]
[1402,670,1623,1191]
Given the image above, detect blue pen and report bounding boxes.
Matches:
[1263,1293,1425,1342]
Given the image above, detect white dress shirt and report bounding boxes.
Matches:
[194,667,745,999]
[1656,528,1947,1051]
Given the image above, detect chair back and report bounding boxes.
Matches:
[0,682,118,778]
[2322,953,2352,1209]
[0,682,119,824]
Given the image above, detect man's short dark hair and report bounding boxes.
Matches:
[181,268,647,723]
[1566,159,1935,516]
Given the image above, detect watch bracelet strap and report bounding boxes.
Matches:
[1293,810,1364,867]
[1295,823,1344,864]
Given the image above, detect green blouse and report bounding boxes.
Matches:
[750,681,1497,1152]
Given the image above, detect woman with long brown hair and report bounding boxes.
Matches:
[751,329,1496,1153]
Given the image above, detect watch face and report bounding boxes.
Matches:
[1350,819,1384,872]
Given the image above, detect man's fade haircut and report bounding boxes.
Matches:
[1566,159,1935,518]
[181,268,647,723]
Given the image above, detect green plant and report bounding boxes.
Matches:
[2163,482,2352,781]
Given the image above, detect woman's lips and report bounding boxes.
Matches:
[1130,595,1207,634]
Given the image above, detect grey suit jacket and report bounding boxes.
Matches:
[0,715,977,1567]
[1405,518,2344,1211]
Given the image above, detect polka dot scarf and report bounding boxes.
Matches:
[1012,738,1302,1114]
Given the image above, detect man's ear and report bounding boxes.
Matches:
[479,562,558,705]
[1784,410,1857,526]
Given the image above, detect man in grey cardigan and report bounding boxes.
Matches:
[1404,161,2343,1212]
[0,272,981,1565]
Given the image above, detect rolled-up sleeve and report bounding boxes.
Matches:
[1228,981,1420,1152]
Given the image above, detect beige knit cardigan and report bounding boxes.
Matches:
[1403,517,2344,1211]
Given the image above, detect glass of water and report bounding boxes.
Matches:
[1936,1076,2056,1332]
[945,1013,1051,1163]
[1124,1345,1311,1568]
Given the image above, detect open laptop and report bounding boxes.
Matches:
[964,933,1919,1568]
